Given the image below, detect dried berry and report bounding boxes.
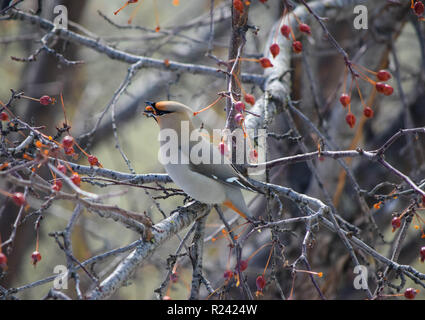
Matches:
[71,173,81,187]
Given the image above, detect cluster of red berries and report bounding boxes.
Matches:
[269,9,311,59]
[340,65,393,128]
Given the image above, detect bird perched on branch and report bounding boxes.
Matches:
[144,101,257,222]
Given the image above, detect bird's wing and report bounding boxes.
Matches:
[187,138,259,192]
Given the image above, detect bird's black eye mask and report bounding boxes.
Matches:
[144,101,173,118]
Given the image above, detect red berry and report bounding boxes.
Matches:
[363,107,374,118]
[237,259,248,271]
[234,101,246,112]
[233,0,244,13]
[71,173,81,187]
[244,94,255,105]
[292,41,302,53]
[259,57,273,68]
[88,155,99,166]
[31,251,42,266]
[392,216,401,231]
[0,252,7,268]
[52,180,63,192]
[420,246,425,262]
[404,288,418,299]
[219,142,228,155]
[170,272,179,283]
[234,113,244,125]
[375,82,386,93]
[382,84,394,96]
[377,70,391,81]
[339,94,350,107]
[280,25,291,39]
[64,147,75,155]
[299,23,311,35]
[163,296,172,300]
[57,164,67,174]
[0,112,9,121]
[12,192,26,206]
[345,113,356,128]
[224,270,233,280]
[39,95,53,106]
[414,1,424,15]
[62,135,74,149]
[256,275,266,291]
[269,43,280,58]
[259,0,267,3]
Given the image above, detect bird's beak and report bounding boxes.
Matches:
[143,101,158,123]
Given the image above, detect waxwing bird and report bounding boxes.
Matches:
[144,101,257,222]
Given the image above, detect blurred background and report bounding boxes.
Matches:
[0,0,425,299]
